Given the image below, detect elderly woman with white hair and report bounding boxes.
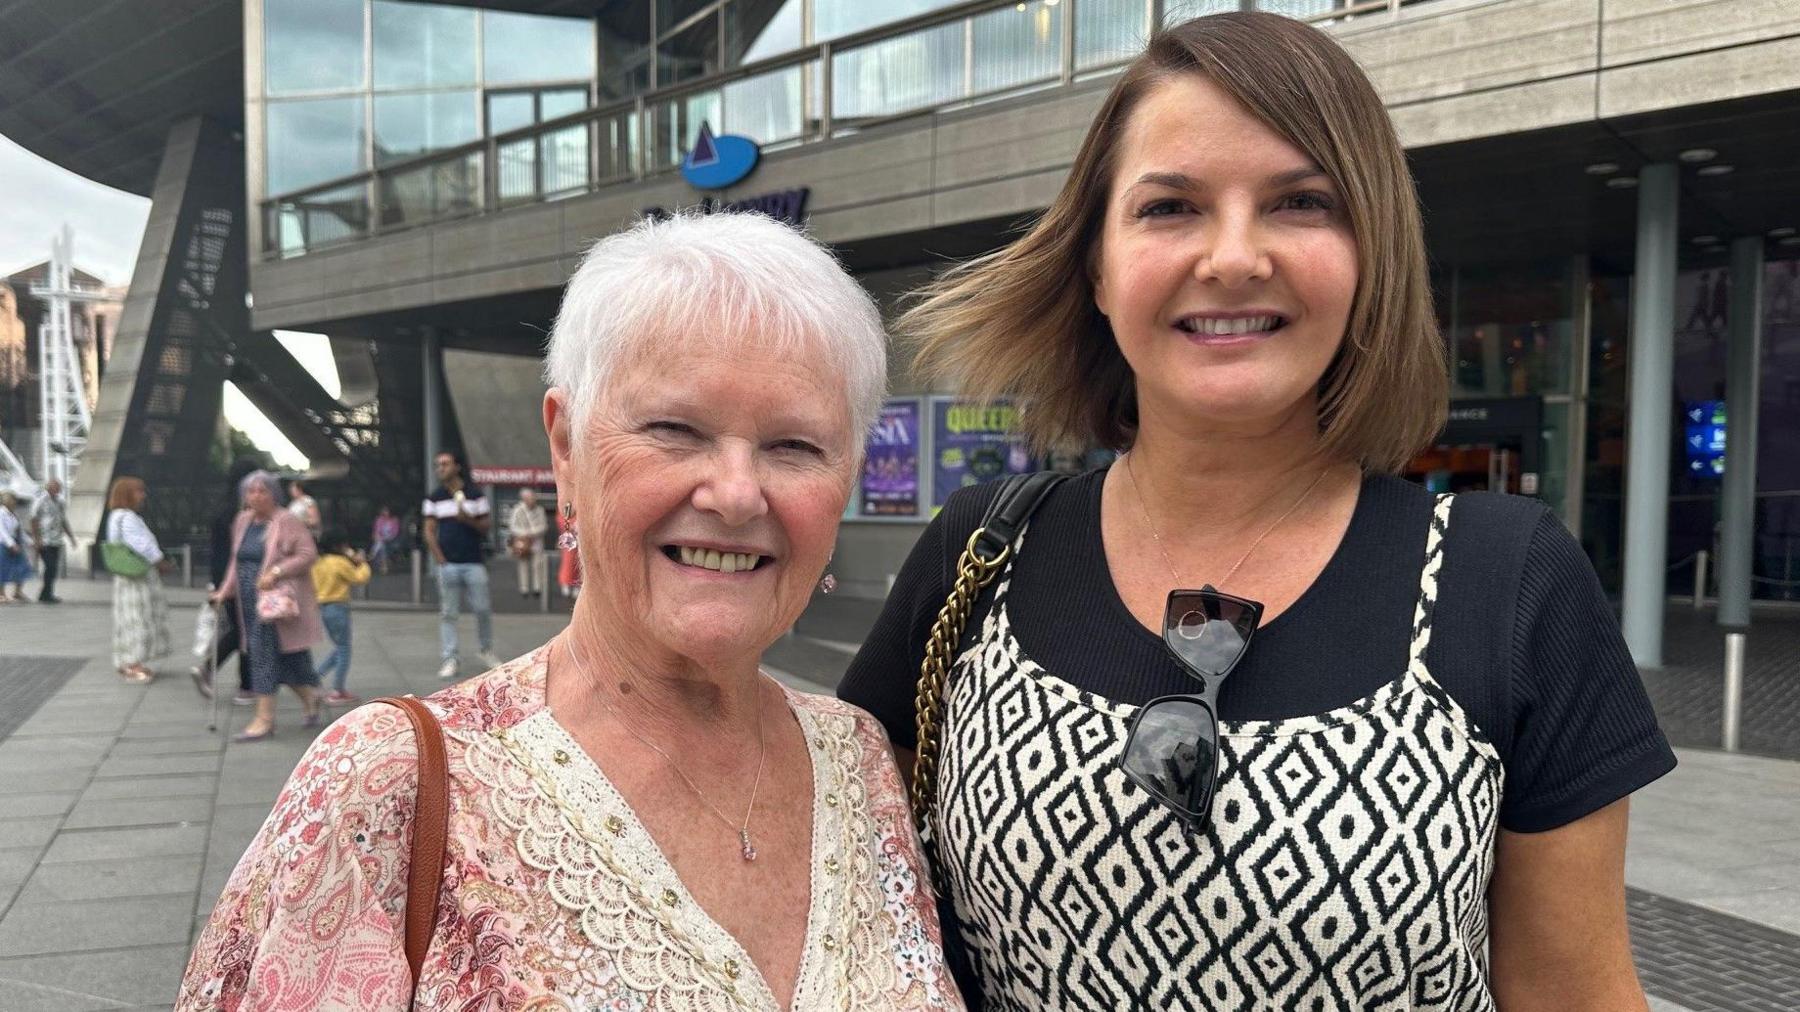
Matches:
[209,469,325,741]
[179,212,965,1011]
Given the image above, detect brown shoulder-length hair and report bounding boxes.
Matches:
[900,12,1445,472]
[106,476,145,510]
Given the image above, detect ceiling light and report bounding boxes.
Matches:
[1584,162,1620,175]
[1690,235,1718,244]
[1697,164,1735,176]
[1704,246,1727,255]
[1769,227,1798,238]
[1678,148,1717,163]
[1781,236,1800,247]
[1606,176,1639,189]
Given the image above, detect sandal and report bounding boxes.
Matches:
[233,724,275,743]
[120,666,153,684]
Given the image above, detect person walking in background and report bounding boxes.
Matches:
[102,477,171,682]
[506,486,548,597]
[28,477,68,603]
[286,479,320,538]
[368,504,402,574]
[193,460,259,703]
[424,450,501,679]
[0,490,34,602]
[310,528,370,707]
[212,470,324,741]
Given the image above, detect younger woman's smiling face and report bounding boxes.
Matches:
[1093,74,1359,438]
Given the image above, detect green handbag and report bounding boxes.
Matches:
[101,539,150,579]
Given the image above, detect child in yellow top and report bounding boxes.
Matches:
[311,528,372,706]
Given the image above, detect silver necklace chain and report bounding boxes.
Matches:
[558,635,768,861]
[1121,452,1330,589]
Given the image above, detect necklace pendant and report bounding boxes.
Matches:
[739,828,757,862]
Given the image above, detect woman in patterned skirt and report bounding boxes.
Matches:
[840,12,1674,1011]
[210,469,325,741]
[178,212,964,1010]
[103,476,171,683]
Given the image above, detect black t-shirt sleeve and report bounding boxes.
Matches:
[838,484,1004,751]
[1498,509,1677,833]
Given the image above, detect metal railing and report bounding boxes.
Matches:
[262,0,1421,258]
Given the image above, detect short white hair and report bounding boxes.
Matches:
[544,211,888,444]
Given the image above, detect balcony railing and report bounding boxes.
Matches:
[261,0,1423,259]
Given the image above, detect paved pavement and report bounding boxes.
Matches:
[1,578,1796,1010]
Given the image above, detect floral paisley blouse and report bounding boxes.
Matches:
[177,647,964,1011]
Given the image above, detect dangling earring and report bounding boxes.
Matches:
[819,551,835,594]
[557,502,578,550]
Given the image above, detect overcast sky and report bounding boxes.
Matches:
[0,132,150,283]
[2,131,336,469]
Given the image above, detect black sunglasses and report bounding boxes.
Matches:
[1118,585,1263,832]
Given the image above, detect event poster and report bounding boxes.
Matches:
[860,398,922,516]
[931,397,1034,511]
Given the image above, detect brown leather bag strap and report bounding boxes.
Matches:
[373,695,449,1001]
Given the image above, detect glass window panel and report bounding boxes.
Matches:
[373,91,479,165]
[373,1,477,89]
[273,182,368,257]
[650,90,722,171]
[599,29,654,101]
[815,0,961,42]
[1446,263,1575,398]
[488,92,536,134]
[540,88,590,121]
[265,0,364,95]
[495,135,539,202]
[1253,0,1344,18]
[726,0,803,66]
[484,10,597,85]
[378,151,483,226]
[1077,0,1149,69]
[540,123,591,196]
[970,2,1061,96]
[723,62,807,144]
[1162,0,1240,26]
[831,21,963,122]
[658,11,721,87]
[266,97,367,195]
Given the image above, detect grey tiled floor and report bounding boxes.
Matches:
[0,580,1794,1009]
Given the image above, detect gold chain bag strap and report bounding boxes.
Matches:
[911,471,1069,873]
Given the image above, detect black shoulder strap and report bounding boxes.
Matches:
[973,470,1070,561]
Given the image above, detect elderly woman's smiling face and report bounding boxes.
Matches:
[554,337,855,668]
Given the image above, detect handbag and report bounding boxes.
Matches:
[101,540,150,579]
[909,471,1067,1006]
[191,604,220,661]
[372,696,449,1006]
[256,584,299,621]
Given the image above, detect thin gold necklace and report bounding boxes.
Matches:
[1121,452,1331,589]
[558,635,768,862]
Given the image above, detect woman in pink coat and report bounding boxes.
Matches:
[211,470,324,741]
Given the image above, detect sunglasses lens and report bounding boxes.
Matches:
[1122,697,1219,816]
[1165,592,1257,676]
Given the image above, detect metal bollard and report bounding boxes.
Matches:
[180,545,193,588]
[1693,550,1709,610]
[1722,631,1745,752]
[411,548,423,605]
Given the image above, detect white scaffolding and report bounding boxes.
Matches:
[27,226,104,489]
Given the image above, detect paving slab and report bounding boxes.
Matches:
[62,797,212,831]
[76,775,215,803]
[39,826,208,865]
[0,894,195,957]
[90,755,218,781]
[0,943,190,1007]
[0,793,78,819]
[15,853,203,904]
[0,818,63,851]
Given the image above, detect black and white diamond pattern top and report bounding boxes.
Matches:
[934,494,1504,1010]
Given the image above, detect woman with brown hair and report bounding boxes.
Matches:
[103,476,171,682]
[841,12,1672,1010]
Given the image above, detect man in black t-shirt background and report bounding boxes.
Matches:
[424,450,502,680]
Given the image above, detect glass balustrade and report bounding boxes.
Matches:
[263,0,1434,257]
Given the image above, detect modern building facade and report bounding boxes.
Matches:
[4,0,1799,662]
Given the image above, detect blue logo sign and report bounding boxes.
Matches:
[1683,400,1727,479]
[680,123,759,190]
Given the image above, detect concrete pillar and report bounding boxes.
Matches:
[422,328,443,496]
[1621,163,1679,668]
[1717,237,1765,630]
